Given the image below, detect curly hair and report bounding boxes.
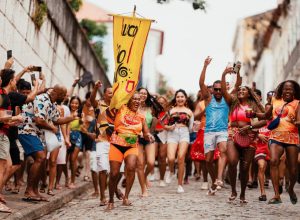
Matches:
[275,80,300,100]
[230,86,265,113]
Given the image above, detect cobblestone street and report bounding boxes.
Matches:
[42,171,300,220]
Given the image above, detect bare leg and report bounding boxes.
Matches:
[136,144,147,196]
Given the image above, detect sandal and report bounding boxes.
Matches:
[22,196,42,203]
[0,203,12,213]
[122,198,132,206]
[259,195,267,201]
[207,188,217,196]
[39,184,48,193]
[228,194,237,202]
[47,190,55,196]
[39,196,50,202]
[240,199,248,204]
[115,189,124,200]
[268,197,282,204]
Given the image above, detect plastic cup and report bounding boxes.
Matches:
[245,108,253,118]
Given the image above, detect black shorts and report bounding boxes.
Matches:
[138,137,150,147]
[9,139,21,165]
[81,132,93,151]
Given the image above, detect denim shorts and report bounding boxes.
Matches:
[18,134,44,156]
[70,130,82,149]
[167,127,190,144]
[204,131,228,154]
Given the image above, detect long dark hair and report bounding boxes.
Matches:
[69,96,82,114]
[137,87,163,116]
[275,80,300,100]
[231,86,265,113]
[170,89,193,110]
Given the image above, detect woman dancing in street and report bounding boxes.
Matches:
[221,65,266,203]
[256,80,300,204]
[164,89,193,193]
[106,92,154,210]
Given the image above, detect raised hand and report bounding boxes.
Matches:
[204,56,212,66]
[95,80,103,89]
[223,66,234,75]
[4,57,14,69]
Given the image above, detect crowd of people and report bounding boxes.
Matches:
[0,55,299,213]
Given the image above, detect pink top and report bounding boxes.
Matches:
[230,105,251,123]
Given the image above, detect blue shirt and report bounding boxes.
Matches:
[205,96,229,132]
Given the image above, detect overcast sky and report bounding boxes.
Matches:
[88,0,277,94]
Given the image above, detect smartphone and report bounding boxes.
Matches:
[233,61,241,73]
[30,74,36,85]
[7,50,12,60]
[31,66,42,72]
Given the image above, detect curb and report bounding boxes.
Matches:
[7,182,91,220]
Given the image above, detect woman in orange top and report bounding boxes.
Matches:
[258,80,300,204]
[106,92,154,210]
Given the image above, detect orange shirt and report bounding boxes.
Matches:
[269,98,299,144]
[114,105,145,135]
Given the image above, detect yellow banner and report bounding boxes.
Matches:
[110,15,152,109]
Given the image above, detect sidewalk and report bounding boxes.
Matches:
[0,178,91,220]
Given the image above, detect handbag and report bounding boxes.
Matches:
[267,102,289,130]
[233,107,253,147]
[43,129,61,152]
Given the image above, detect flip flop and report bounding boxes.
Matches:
[0,203,12,213]
[268,198,282,204]
[11,188,20,194]
[47,190,55,196]
[22,196,41,203]
[39,196,50,202]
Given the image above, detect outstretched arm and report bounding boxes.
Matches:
[90,80,102,108]
[199,56,212,101]
[221,66,234,106]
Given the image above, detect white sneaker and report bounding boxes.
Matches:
[159,180,166,187]
[201,182,209,190]
[165,172,174,184]
[148,174,155,182]
[177,185,184,193]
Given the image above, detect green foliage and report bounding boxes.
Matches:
[80,19,107,40]
[32,1,47,29]
[93,41,108,71]
[68,0,83,12]
[79,19,108,71]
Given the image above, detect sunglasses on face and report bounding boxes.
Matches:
[214,88,221,92]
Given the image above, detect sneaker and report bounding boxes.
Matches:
[177,185,184,193]
[159,180,166,187]
[148,174,155,182]
[201,182,209,190]
[165,172,174,184]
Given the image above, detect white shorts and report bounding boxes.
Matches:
[167,127,190,144]
[204,131,228,154]
[90,141,110,172]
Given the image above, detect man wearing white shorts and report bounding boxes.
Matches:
[199,57,231,195]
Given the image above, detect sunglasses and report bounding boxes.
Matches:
[214,88,221,92]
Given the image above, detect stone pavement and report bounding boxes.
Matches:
[0,177,91,220]
[41,172,300,220]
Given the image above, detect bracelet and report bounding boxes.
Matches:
[249,125,253,129]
